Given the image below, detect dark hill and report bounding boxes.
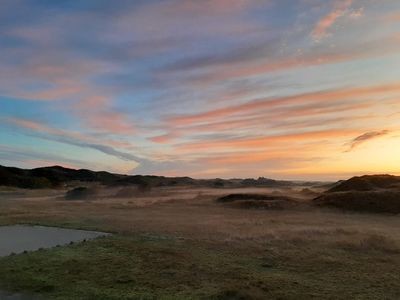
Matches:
[314,190,400,214]
[327,175,400,193]
[314,174,400,214]
[0,165,123,188]
[0,164,297,189]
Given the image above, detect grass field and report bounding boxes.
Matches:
[1,186,400,299]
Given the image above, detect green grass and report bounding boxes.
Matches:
[1,233,400,299]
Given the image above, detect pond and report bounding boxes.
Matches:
[0,225,110,299]
[0,225,109,257]
[0,290,42,299]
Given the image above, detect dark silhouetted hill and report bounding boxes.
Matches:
[314,190,400,214]
[0,164,298,189]
[327,175,400,193]
[314,174,400,213]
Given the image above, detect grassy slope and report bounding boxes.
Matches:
[0,232,400,299]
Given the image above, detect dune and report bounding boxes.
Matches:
[314,174,400,213]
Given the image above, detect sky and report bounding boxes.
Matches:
[1,0,400,180]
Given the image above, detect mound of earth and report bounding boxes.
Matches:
[299,188,320,197]
[216,193,298,210]
[328,175,400,193]
[113,187,137,198]
[65,187,97,200]
[313,190,400,214]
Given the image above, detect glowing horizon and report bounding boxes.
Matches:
[1,0,400,180]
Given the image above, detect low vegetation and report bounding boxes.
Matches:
[65,187,98,201]
[1,231,400,300]
[216,193,298,210]
[1,172,400,298]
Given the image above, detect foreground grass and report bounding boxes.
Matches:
[1,232,400,300]
[1,188,400,299]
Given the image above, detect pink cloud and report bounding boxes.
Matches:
[149,133,178,144]
[84,110,136,134]
[176,129,363,152]
[384,12,400,23]
[166,33,400,89]
[311,0,353,40]
[169,82,400,126]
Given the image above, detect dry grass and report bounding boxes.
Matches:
[1,186,400,299]
[1,186,400,241]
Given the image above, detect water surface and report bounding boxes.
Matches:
[0,290,41,300]
[0,225,109,257]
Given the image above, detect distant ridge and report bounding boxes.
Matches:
[0,164,295,189]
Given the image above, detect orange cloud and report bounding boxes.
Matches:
[149,133,178,143]
[176,129,362,152]
[158,102,374,145]
[169,82,400,126]
[200,146,324,166]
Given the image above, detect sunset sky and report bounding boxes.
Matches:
[1,0,400,180]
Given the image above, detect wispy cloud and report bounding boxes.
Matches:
[345,130,390,152]
[3,117,186,175]
[1,0,400,179]
[5,118,139,162]
[167,82,400,126]
[311,0,353,40]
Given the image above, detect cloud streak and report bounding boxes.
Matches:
[1,0,400,179]
[311,0,353,40]
[168,82,400,126]
[345,130,390,152]
[5,118,139,162]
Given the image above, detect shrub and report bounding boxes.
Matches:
[65,187,97,200]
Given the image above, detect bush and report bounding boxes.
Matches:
[114,187,137,198]
[65,187,97,200]
[216,193,297,210]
